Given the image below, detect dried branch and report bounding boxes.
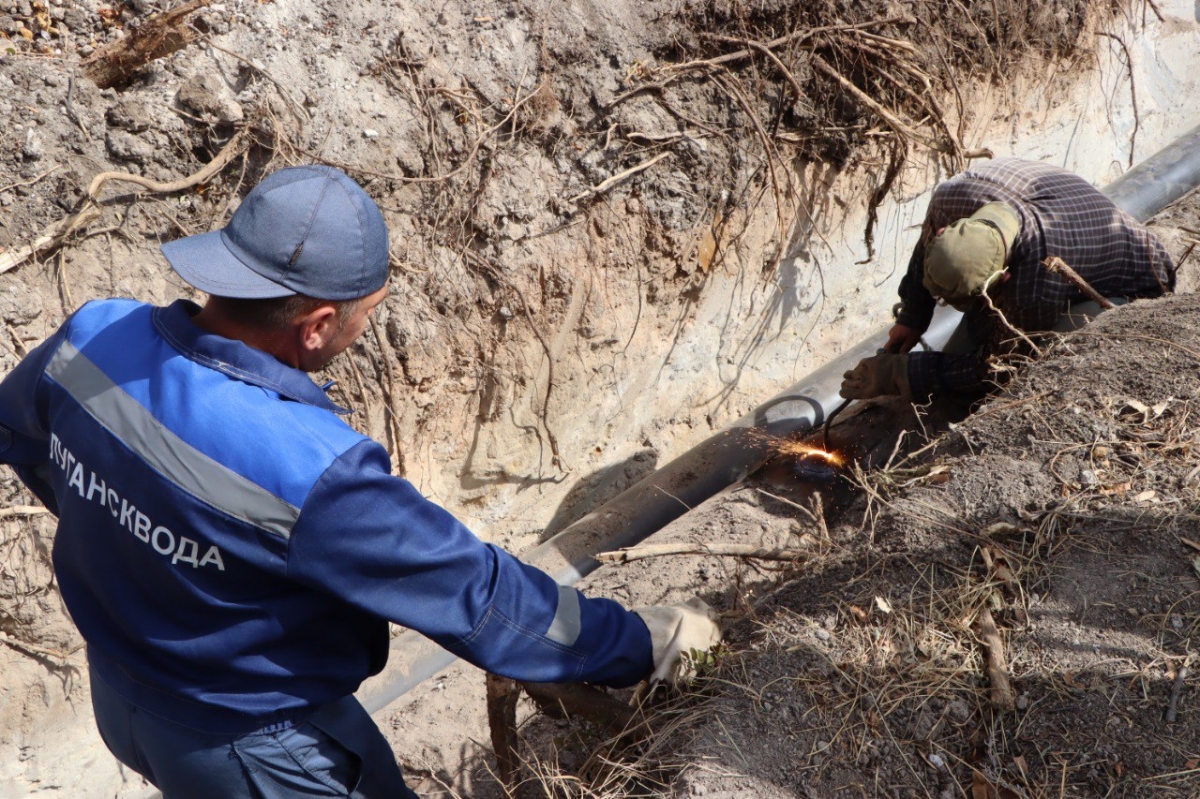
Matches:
[1042,256,1116,310]
[0,506,50,518]
[974,605,1016,711]
[597,542,812,564]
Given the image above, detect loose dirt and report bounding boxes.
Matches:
[0,0,1198,797]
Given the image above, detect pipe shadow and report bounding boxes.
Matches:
[538,448,660,543]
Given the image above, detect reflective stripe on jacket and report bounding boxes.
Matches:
[0,299,652,733]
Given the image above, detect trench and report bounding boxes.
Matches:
[349,124,1200,732]
[88,7,1200,795]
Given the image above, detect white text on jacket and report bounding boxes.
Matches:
[49,433,225,571]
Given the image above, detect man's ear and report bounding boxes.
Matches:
[296,304,339,353]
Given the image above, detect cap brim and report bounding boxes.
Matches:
[161,230,296,299]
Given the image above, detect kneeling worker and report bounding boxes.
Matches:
[840,158,1175,402]
[0,165,720,798]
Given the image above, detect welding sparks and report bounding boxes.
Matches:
[772,439,844,467]
[742,428,845,468]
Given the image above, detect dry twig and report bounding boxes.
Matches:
[1165,665,1189,724]
[980,290,1043,358]
[0,506,50,518]
[1043,256,1116,310]
[974,605,1016,711]
[597,542,811,564]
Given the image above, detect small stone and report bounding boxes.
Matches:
[1016,694,1030,710]
[362,128,380,139]
[21,128,44,161]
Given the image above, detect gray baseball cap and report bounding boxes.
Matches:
[162,165,389,300]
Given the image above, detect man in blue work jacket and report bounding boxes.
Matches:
[0,165,720,798]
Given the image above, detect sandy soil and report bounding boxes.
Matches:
[1,0,1199,797]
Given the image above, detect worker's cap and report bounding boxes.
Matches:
[162,165,388,300]
[922,201,1020,309]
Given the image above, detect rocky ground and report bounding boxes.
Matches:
[1,0,1199,797]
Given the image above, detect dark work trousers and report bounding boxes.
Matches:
[89,663,418,799]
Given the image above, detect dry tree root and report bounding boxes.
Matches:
[0,206,103,277]
[1096,31,1139,168]
[569,151,672,205]
[0,128,251,276]
[980,291,1043,358]
[82,0,213,89]
[461,249,569,474]
[974,605,1016,711]
[85,127,252,202]
[368,315,408,478]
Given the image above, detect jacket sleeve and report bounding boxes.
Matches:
[0,328,68,513]
[895,240,937,333]
[906,349,988,399]
[286,440,654,687]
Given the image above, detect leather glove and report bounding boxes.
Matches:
[634,598,722,685]
[839,353,911,400]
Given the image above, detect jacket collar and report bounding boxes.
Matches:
[152,300,350,415]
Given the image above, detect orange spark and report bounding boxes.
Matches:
[773,440,844,467]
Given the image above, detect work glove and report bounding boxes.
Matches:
[634,598,722,685]
[839,353,911,400]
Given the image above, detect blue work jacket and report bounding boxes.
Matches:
[0,299,652,733]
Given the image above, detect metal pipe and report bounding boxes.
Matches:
[358,307,965,713]
[357,122,1200,716]
[1103,124,1200,223]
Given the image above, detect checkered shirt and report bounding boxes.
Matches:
[895,158,1176,397]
